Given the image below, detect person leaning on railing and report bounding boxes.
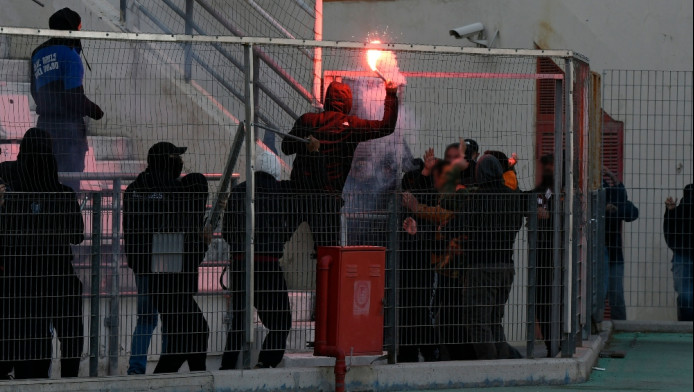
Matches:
[0,128,85,379]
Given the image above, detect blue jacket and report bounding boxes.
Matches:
[31,38,102,119]
[605,182,639,262]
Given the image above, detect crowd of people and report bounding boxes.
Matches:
[0,7,691,380]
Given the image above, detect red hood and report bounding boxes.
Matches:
[324,81,353,114]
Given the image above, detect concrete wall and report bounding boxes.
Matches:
[323,0,692,71]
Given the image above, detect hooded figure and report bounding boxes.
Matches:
[220,171,294,369]
[664,184,693,321]
[31,8,103,192]
[603,179,638,321]
[483,150,519,191]
[0,128,85,379]
[439,154,523,360]
[525,153,560,356]
[123,142,209,374]
[281,80,399,247]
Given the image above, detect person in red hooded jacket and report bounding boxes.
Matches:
[281,80,399,247]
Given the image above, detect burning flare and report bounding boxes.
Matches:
[367,40,383,71]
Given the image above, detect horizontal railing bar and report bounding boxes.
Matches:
[324,70,565,80]
[0,27,581,59]
[57,172,233,181]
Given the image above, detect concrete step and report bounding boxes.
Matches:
[0,93,35,140]
[0,59,30,83]
[0,81,34,110]
[88,135,136,160]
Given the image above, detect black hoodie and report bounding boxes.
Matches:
[282,81,398,193]
[30,8,103,120]
[664,184,693,258]
[443,155,524,267]
[223,171,294,260]
[123,164,208,292]
[0,128,84,276]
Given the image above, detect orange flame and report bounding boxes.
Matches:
[367,40,383,71]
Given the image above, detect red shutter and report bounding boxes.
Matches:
[602,111,624,182]
[536,58,565,159]
[536,58,565,183]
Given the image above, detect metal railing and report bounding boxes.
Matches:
[122,0,319,132]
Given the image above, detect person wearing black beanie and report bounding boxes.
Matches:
[30,7,104,192]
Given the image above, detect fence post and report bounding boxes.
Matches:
[107,179,121,375]
[243,43,256,369]
[550,78,564,359]
[385,192,400,364]
[89,193,102,377]
[563,57,576,358]
[120,0,127,23]
[526,192,538,358]
[183,0,194,81]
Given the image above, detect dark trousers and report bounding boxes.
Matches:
[221,259,292,369]
[36,116,88,193]
[290,193,343,248]
[1,270,84,379]
[441,268,516,360]
[398,254,437,362]
[536,249,558,354]
[151,274,209,373]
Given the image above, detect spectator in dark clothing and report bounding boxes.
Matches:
[442,154,524,360]
[123,142,209,374]
[397,164,439,362]
[0,128,85,378]
[281,80,398,247]
[31,8,104,192]
[664,184,693,321]
[603,167,639,321]
[463,139,480,162]
[527,153,559,356]
[220,171,294,369]
[484,150,519,191]
[444,142,476,187]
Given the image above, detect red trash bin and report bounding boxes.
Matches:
[314,246,386,392]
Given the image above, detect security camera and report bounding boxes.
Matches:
[449,22,498,48]
[449,23,485,39]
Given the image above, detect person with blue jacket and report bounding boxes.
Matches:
[603,167,639,320]
[31,8,104,192]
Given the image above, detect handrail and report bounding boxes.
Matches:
[133,0,288,127]
[193,0,315,104]
[58,172,230,181]
[159,0,300,120]
[244,0,313,60]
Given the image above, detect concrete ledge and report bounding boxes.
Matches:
[611,320,693,333]
[0,335,609,392]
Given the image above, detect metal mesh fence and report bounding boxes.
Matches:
[0,27,590,379]
[601,70,693,322]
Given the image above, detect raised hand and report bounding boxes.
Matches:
[665,197,677,211]
[402,191,419,211]
[422,148,436,176]
[403,217,418,236]
[452,138,469,170]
